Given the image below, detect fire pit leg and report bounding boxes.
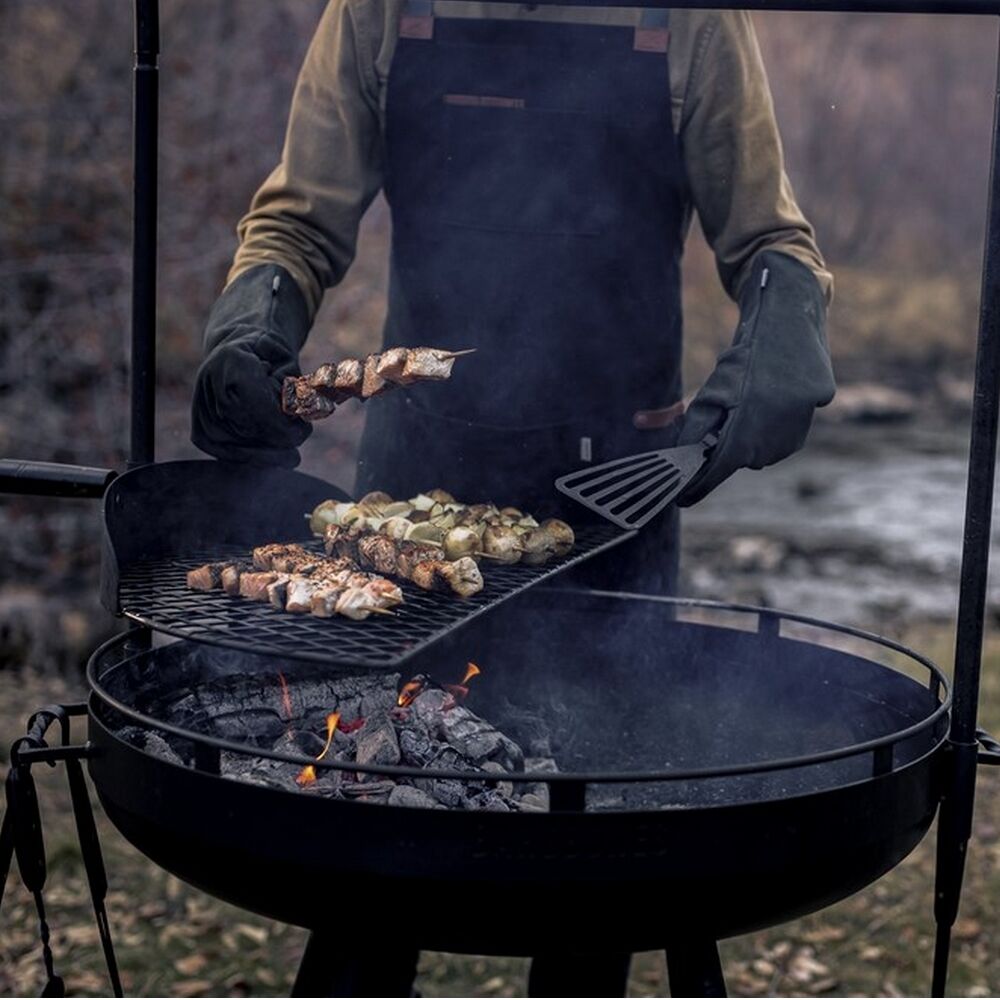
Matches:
[527,952,632,997]
[665,939,726,998]
[291,931,419,997]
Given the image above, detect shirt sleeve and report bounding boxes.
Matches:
[678,12,833,303]
[227,0,385,320]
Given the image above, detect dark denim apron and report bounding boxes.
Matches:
[357,3,687,593]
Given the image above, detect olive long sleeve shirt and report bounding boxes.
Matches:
[229,1,832,321]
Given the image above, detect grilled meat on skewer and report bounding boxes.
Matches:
[282,347,474,421]
[324,524,484,597]
[220,561,254,595]
[186,550,404,620]
[186,561,230,591]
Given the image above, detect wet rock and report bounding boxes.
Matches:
[823,383,917,424]
[728,535,787,573]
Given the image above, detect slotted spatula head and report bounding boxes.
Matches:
[555,434,717,530]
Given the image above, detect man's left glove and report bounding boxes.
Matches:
[191,263,312,469]
[676,250,835,506]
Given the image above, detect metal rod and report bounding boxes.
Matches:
[932,17,1000,996]
[0,460,115,499]
[129,0,159,469]
[504,0,1000,11]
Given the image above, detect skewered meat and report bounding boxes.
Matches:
[186,551,404,621]
[324,524,485,597]
[282,347,474,421]
[410,556,483,597]
[221,561,253,595]
[238,571,279,601]
[186,561,229,591]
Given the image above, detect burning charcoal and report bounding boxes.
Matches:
[426,779,467,808]
[468,789,511,812]
[481,761,514,799]
[341,780,395,803]
[398,725,435,764]
[387,785,442,810]
[409,689,524,770]
[142,731,185,766]
[524,757,558,774]
[355,714,400,767]
[518,791,549,812]
[221,751,299,790]
[517,793,549,812]
[360,686,399,718]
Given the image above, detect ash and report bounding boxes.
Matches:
[118,672,554,812]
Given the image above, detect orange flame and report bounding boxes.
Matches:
[398,678,426,707]
[277,671,293,721]
[296,712,340,786]
[442,662,482,706]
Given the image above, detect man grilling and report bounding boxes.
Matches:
[191,1,833,992]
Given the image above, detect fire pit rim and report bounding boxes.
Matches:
[87,593,951,786]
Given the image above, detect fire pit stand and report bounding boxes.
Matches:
[5,0,1000,997]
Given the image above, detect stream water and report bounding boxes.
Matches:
[680,417,999,632]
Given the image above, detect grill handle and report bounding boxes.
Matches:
[0,460,117,499]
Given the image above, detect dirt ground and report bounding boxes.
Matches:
[1,627,998,998]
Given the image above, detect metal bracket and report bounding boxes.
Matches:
[976,728,1000,765]
[2,704,123,997]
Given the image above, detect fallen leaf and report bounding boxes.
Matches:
[235,923,268,945]
[801,926,847,944]
[860,945,884,961]
[953,917,981,940]
[174,978,212,997]
[174,953,209,976]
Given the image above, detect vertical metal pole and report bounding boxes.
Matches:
[932,18,1000,995]
[129,0,159,469]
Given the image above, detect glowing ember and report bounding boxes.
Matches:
[463,662,481,684]
[296,711,341,786]
[277,671,293,721]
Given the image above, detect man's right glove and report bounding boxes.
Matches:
[191,263,312,469]
[676,250,836,506]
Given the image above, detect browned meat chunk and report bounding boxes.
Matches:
[186,561,227,591]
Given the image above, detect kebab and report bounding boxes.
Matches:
[282,347,475,422]
[308,491,575,566]
[324,524,484,598]
[186,549,404,621]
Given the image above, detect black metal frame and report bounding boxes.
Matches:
[88,597,952,787]
[2,0,1000,994]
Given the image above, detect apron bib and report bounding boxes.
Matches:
[357,4,687,592]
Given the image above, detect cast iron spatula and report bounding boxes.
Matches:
[555,433,717,530]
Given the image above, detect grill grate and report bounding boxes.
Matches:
[117,523,633,668]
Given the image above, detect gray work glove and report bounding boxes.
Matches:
[676,250,835,506]
[191,263,312,469]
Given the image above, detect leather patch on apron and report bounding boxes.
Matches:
[400,14,433,39]
[634,27,669,53]
[443,94,526,109]
[635,8,670,53]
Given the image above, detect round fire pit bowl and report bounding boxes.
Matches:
[86,590,948,955]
